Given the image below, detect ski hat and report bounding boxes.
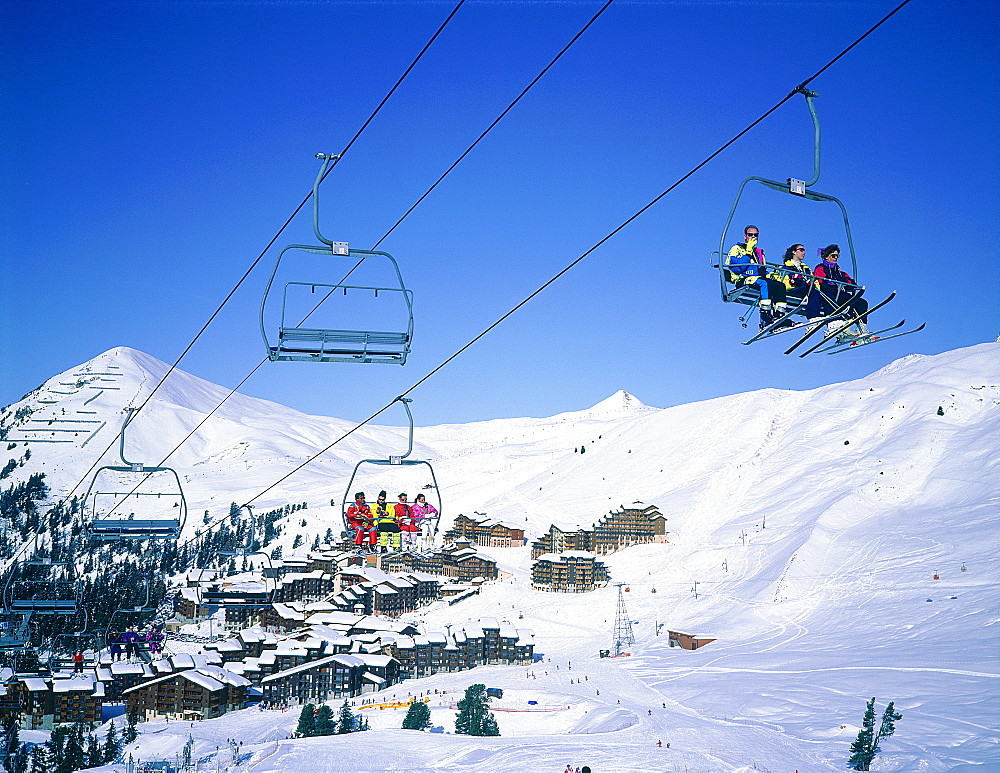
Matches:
[354,492,365,501]
[378,490,387,498]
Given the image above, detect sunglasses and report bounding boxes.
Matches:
[745,232,759,237]
[794,247,805,252]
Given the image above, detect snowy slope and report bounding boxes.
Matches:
[3,342,999,771]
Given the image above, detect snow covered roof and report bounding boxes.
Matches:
[196,665,251,687]
[21,678,47,692]
[52,676,97,693]
[170,653,196,669]
[260,654,345,683]
[303,601,337,612]
[210,638,244,652]
[178,587,201,603]
[302,625,352,644]
[123,666,244,695]
[110,662,149,676]
[179,671,225,692]
[302,610,362,625]
[356,654,394,668]
[363,672,385,684]
[271,603,306,621]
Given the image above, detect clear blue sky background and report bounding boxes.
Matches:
[3,0,997,427]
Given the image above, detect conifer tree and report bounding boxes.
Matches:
[85,734,102,768]
[63,724,86,773]
[337,700,356,734]
[27,747,46,773]
[9,745,28,773]
[313,705,335,736]
[849,697,902,771]
[102,721,120,764]
[295,703,316,738]
[123,707,139,744]
[480,711,500,736]
[44,725,67,773]
[401,700,432,731]
[455,684,500,736]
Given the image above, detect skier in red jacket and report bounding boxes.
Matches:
[347,493,376,548]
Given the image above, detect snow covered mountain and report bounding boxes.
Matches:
[2,343,998,770]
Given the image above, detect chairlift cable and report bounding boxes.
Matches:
[116,2,622,533]
[372,0,617,249]
[51,0,469,511]
[234,0,917,512]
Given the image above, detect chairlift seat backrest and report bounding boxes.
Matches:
[88,519,181,541]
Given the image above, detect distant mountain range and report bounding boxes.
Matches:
[2,343,997,561]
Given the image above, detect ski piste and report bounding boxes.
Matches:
[781,288,872,355]
[740,299,811,345]
[797,291,898,358]
[821,322,927,356]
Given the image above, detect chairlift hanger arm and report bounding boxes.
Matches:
[716,89,860,293]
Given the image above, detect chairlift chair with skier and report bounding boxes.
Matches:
[340,397,443,544]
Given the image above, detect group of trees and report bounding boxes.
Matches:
[2,719,125,773]
[849,698,902,771]
[295,701,369,737]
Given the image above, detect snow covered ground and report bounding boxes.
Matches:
[3,342,998,771]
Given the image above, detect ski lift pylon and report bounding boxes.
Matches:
[260,154,413,365]
[84,408,186,541]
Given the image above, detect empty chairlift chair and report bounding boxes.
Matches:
[84,409,186,542]
[260,153,413,365]
[5,562,80,616]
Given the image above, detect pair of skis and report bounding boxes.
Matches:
[741,289,924,357]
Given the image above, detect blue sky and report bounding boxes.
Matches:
[3,0,997,427]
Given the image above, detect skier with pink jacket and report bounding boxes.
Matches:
[406,492,438,546]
